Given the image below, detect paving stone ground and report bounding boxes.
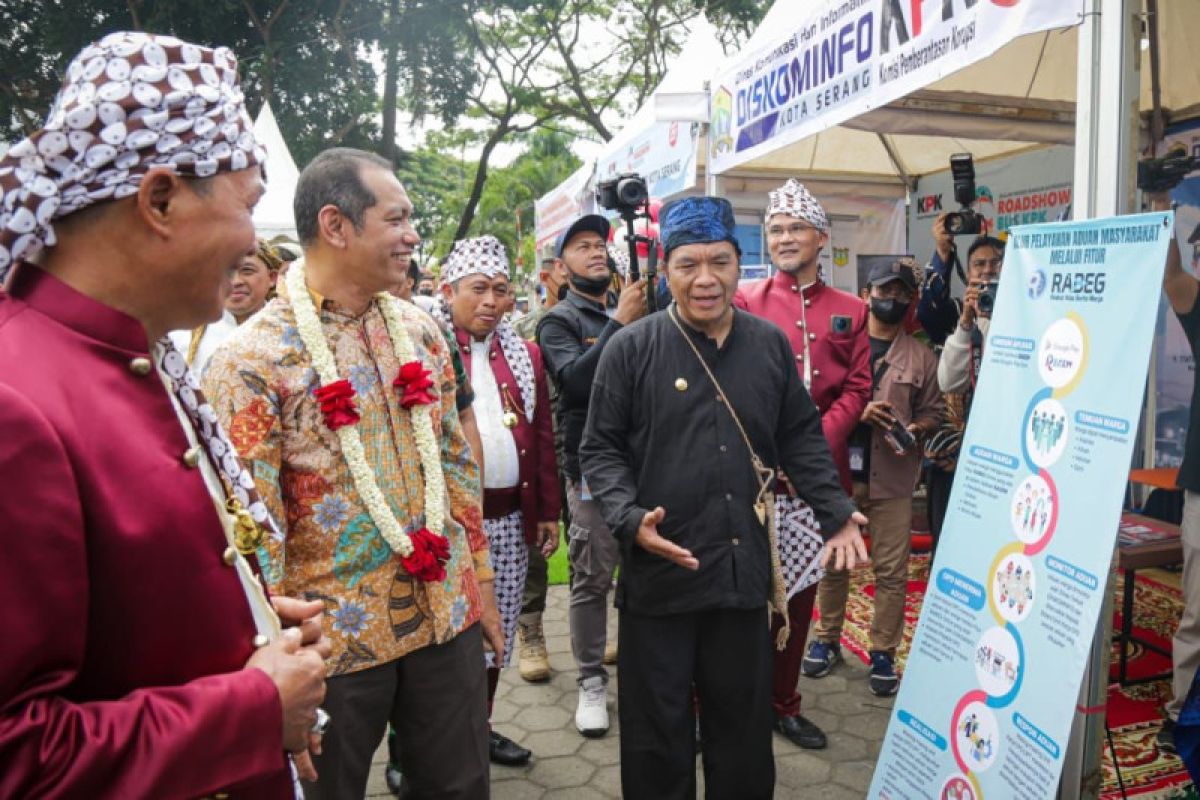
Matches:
[367,585,893,798]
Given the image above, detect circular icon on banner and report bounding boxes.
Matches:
[974,626,1021,698]
[993,553,1036,623]
[955,701,1000,773]
[1026,397,1069,468]
[1010,474,1055,544]
[941,774,977,800]
[1038,317,1085,388]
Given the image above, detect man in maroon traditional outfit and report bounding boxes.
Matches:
[0,32,328,798]
[735,178,871,750]
[435,235,561,765]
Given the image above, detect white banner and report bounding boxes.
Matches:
[710,0,1082,174]
[596,120,700,203]
[534,161,595,250]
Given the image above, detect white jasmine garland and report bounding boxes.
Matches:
[286,260,447,559]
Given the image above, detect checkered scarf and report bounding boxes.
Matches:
[436,236,535,423]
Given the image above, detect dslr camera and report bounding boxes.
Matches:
[944,153,983,236]
[596,173,649,216]
[976,280,1000,316]
[1137,144,1199,194]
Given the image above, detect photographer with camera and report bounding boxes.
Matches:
[535,213,647,738]
[917,154,987,346]
[937,235,1003,394]
[812,259,944,698]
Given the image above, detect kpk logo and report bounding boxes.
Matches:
[918,194,943,214]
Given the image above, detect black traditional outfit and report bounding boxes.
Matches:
[579,196,856,800]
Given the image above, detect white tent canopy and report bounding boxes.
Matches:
[251,102,300,241]
[711,0,1200,186]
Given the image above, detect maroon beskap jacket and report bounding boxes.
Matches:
[0,264,293,799]
[455,326,561,542]
[735,272,871,492]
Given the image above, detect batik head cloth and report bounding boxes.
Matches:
[440,235,510,286]
[765,178,828,232]
[0,31,267,282]
[660,196,741,259]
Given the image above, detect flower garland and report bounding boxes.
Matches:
[286,260,450,581]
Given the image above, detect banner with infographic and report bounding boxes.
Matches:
[869,212,1173,799]
[709,0,1081,174]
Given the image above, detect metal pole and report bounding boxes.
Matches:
[704,81,718,197]
[1061,0,1141,796]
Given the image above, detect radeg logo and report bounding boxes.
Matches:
[1027,268,1047,300]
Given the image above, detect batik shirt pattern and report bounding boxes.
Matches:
[204,286,491,676]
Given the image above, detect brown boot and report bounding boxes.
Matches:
[603,637,617,666]
[518,613,550,682]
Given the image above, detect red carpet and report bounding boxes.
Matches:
[835,556,1195,798]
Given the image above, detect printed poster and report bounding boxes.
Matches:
[709,0,1082,174]
[870,212,1173,799]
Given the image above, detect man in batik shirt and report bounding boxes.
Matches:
[206,147,501,800]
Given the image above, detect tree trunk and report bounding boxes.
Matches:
[453,122,508,242]
[380,0,400,164]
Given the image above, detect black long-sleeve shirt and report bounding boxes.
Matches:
[580,307,856,616]
[536,290,623,481]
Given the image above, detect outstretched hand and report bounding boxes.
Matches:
[820,511,870,571]
[635,506,698,570]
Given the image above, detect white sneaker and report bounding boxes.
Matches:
[575,676,609,737]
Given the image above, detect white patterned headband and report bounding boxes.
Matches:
[440,235,510,286]
[765,178,828,232]
[0,31,267,282]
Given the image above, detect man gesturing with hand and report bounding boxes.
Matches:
[580,197,865,800]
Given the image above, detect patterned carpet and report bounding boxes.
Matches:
[835,555,1196,799]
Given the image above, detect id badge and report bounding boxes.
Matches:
[849,446,865,473]
[580,477,593,501]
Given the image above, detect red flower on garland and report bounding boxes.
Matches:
[394,360,436,409]
[313,379,360,430]
[402,527,452,582]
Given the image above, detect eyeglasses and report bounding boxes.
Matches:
[766,222,818,239]
[970,257,1003,269]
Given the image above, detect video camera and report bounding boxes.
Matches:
[1137,144,1199,194]
[595,172,659,313]
[944,153,983,236]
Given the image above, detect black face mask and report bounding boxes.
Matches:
[568,271,612,297]
[870,297,910,325]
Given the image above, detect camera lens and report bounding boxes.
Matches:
[945,213,963,235]
[617,177,648,207]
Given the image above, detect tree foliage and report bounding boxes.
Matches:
[0,0,477,166]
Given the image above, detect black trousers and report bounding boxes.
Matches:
[618,606,774,800]
[306,625,489,800]
[926,464,955,554]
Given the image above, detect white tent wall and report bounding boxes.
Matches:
[251,102,301,242]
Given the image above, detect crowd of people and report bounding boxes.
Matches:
[2,29,1197,800]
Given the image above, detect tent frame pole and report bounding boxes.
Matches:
[1061,0,1140,796]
